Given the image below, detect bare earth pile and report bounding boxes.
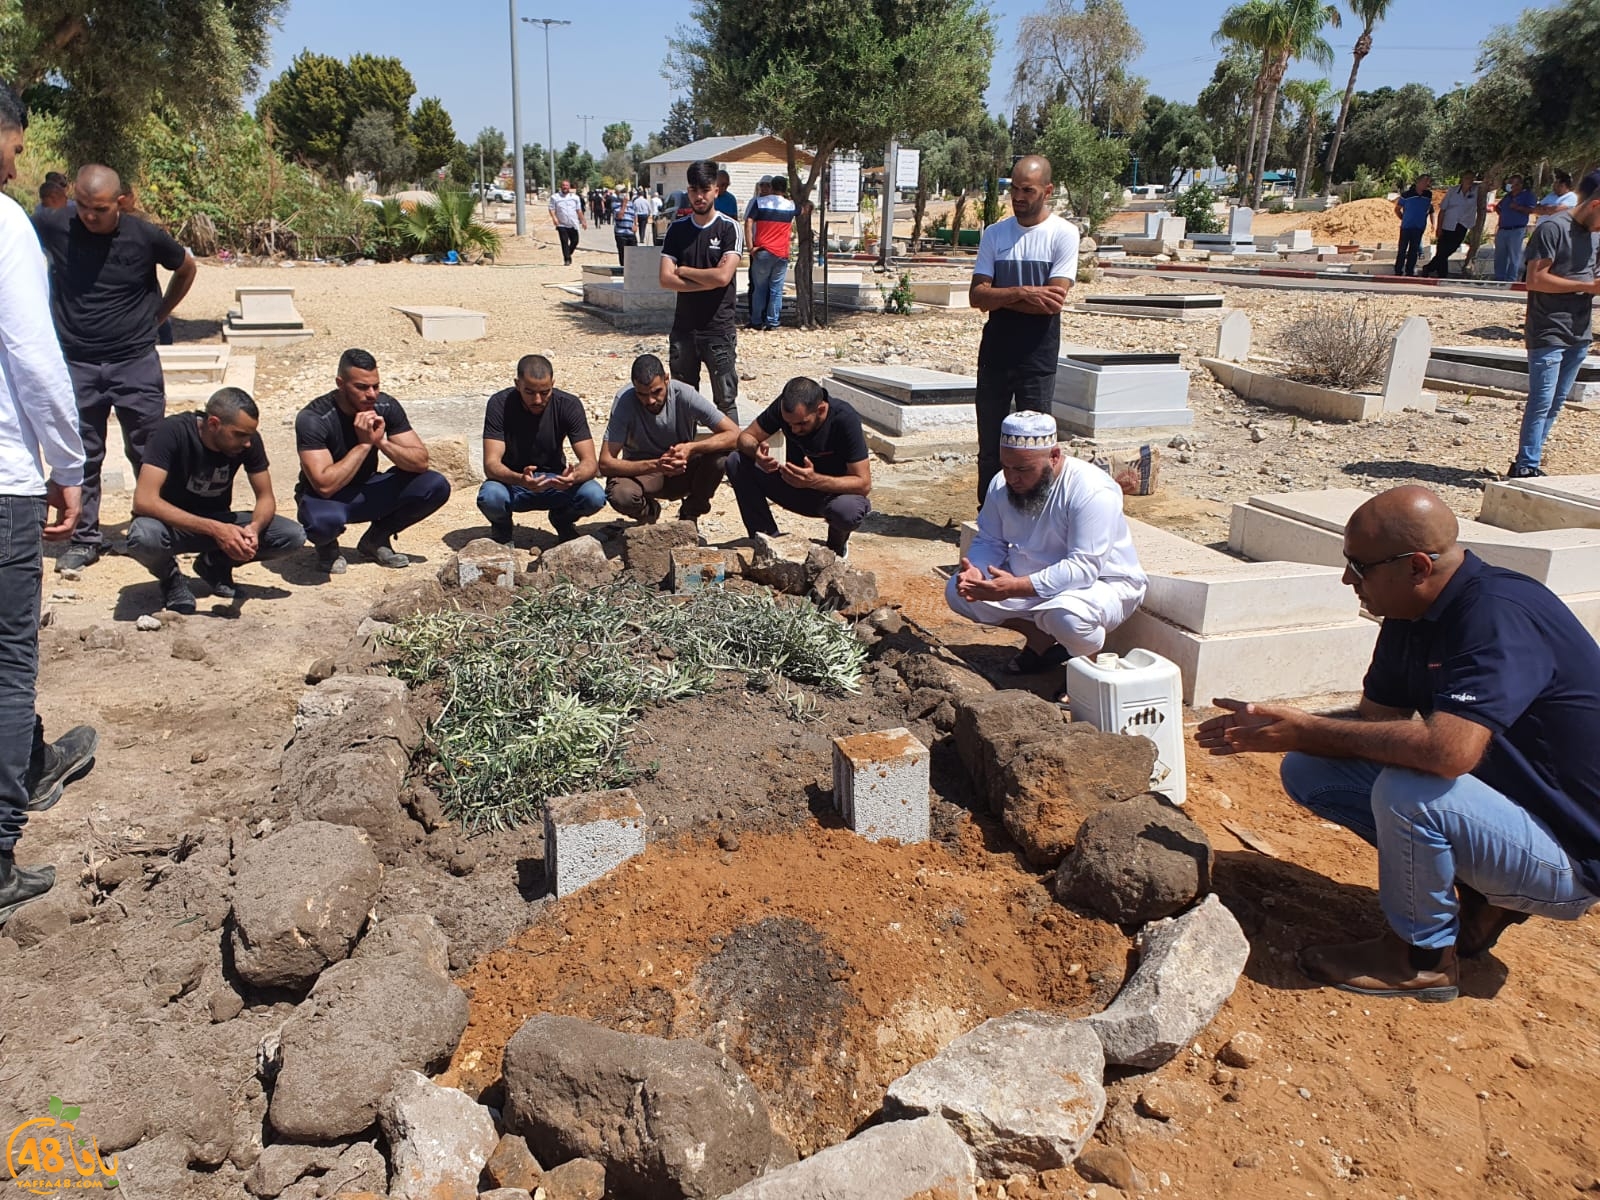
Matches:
[1306,197,1424,246]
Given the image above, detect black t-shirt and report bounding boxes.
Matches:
[294,391,414,498]
[661,212,744,335]
[32,209,188,363]
[142,412,268,516]
[755,395,870,477]
[1363,552,1600,893]
[483,387,592,475]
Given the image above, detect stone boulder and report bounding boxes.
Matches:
[500,1014,792,1200]
[719,1116,976,1200]
[533,535,619,588]
[1000,725,1157,867]
[294,674,409,732]
[544,1157,607,1200]
[951,690,1064,812]
[620,520,700,587]
[810,560,879,616]
[281,704,422,862]
[439,537,521,590]
[741,534,826,594]
[483,1134,544,1192]
[1054,793,1212,925]
[268,943,469,1141]
[367,576,445,623]
[428,435,483,490]
[246,1143,345,1198]
[1083,894,1251,1069]
[352,912,451,976]
[379,1071,498,1200]
[229,822,383,991]
[883,1011,1105,1176]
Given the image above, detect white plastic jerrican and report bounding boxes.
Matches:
[1066,648,1187,805]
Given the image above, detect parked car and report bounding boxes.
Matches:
[470,183,517,203]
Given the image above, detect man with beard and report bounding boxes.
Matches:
[945,411,1146,678]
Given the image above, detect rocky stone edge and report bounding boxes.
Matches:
[2,558,1252,1200]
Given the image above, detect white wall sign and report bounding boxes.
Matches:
[829,152,861,212]
[895,148,920,191]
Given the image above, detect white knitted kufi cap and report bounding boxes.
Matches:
[999,411,1058,449]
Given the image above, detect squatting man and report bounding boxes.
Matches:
[1198,486,1600,1002]
[945,412,1147,686]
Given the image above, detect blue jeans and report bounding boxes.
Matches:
[476,478,606,533]
[297,468,451,547]
[0,496,45,852]
[1514,342,1591,471]
[748,249,788,329]
[1281,753,1598,949]
[1494,227,1528,281]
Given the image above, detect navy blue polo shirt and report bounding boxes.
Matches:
[1363,551,1600,892]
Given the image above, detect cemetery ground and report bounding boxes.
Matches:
[5,227,1598,1200]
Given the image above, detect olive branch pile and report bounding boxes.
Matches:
[384,581,867,831]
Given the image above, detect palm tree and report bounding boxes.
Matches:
[1322,0,1395,194]
[1249,0,1339,207]
[1215,1,1278,202]
[1282,77,1335,197]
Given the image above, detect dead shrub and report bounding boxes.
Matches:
[1280,308,1397,389]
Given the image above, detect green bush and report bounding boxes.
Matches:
[401,189,501,261]
[1172,182,1222,234]
[1266,195,1289,214]
[363,197,412,262]
[1341,168,1385,201]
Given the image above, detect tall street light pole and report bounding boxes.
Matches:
[524,17,571,214]
[508,1,526,236]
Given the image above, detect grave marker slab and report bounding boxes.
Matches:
[392,306,488,342]
[832,729,930,844]
[1053,352,1193,436]
[1481,474,1600,532]
[1215,310,1251,362]
[1381,316,1432,411]
[830,365,977,405]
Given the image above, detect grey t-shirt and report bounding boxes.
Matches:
[1525,211,1596,349]
[602,379,725,460]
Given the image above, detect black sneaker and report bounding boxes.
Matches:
[488,522,514,546]
[194,553,237,598]
[315,542,348,575]
[56,544,99,574]
[356,532,410,569]
[552,520,580,544]
[27,726,98,812]
[1507,463,1547,479]
[161,573,198,615]
[0,853,55,924]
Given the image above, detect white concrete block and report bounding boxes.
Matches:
[392,306,488,342]
[910,281,969,308]
[1215,310,1251,362]
[832,729,930,844]
[831,365,977,405]
[1053,403,1195,436]
[1105,609,1378,704]
[1382,316,1432,408]
[1128,519,1356,634]
[1481,475,1600,532]
[1053,358,1192,421]
[235,286,301,325]
[542,788,646,897]
[1202,359,1394,421]
[825,378,972,437]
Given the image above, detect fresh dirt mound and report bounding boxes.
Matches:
[1305,196,1433,246]
[442,822,1130,1155]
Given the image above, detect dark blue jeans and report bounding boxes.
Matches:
[0,496,45,852]
[1394,227,1424,276]
[725,450,870,552]
[476,478,607,532]
[297,469,451,548]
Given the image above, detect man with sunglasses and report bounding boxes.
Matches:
[1197,485,1600,1002]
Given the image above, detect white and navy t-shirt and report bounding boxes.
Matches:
[972,214,1080,373]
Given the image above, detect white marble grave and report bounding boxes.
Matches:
[223,286,312,347]
[1426,344,1600,403]
[1052,351,1193,436]
[1481,474,1600,533]
[392,306,488,342]
[1215,310,1251,362]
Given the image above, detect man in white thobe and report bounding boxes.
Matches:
[945,411,1146,676]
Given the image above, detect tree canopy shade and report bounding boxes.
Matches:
[1335,83,1437,177]
[346,54,415,125]
[257,51,352,172]
[1038,103,1127,232]
[1013,0,1146,135]
[345,109,414,190]
[1129,97,1215,189]
[601,122,632,154]
[657,98,708,148]
[671,0,994,325]
[1322,0,1394,192]
[0,0,287,171]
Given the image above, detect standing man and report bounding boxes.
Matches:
[295,349,451,574]
[477,354,605,544]
[1392,175,1432,277]
[126,388,304,612]
[945,412,1146,678]
[659,159,744,420]
[745,176,795,331]
[1197,487,1600,1000]
[0,81,97,921]
[33,163,196,574]
[1536,170,1578,215]
[599,353,738,527]
[714,169,739,219]
[1424,173,1478,279]
[968,155,1078,503]
[33,172,67,216]
[548,180,587,267]
[611,188,638,267]
[632,189,654,246]
[726,377,872,557]
[1494,174,1538,282]
[1508,170,1600,479]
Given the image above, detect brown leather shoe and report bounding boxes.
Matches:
[1456,881,1529,958]
[1298,930,1459,1002]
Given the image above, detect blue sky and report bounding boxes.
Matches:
[253,0,1550,154]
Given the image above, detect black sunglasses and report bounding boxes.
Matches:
[1344,551,1439,580]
